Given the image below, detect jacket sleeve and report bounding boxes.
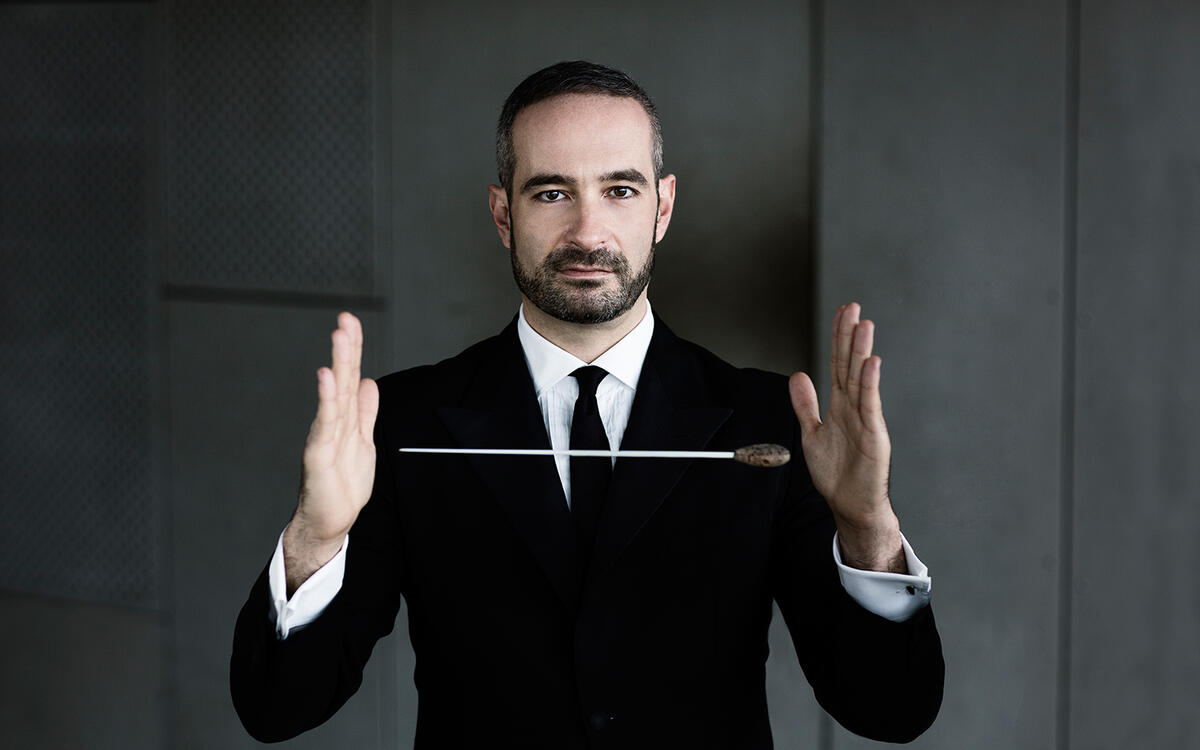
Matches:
[769,412,945,743]
[229,413,406,743]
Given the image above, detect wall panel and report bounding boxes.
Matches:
[167,0,374,296]
[820,3,1068,748]
[163,1,389,745]
[1071,2,1200,746]
[0,4,158,608]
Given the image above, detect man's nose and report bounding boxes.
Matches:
[564,196,609,249]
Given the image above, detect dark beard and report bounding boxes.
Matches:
[510,242,654,324]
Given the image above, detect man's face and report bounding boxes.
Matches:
[489,94,675,325]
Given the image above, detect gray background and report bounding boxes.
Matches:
[1,1,1196,748]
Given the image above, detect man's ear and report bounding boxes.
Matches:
[488,185,512,249]
[654,174,677,243]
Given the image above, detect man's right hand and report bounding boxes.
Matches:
[284,312,379,597]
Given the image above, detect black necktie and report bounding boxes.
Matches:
[570,365,612,561]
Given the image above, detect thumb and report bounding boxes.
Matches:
[788,372,822,437]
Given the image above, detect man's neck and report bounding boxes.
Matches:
[520,295,648,363]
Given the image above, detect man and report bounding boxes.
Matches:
[231,61,943,747]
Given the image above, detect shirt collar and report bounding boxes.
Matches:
[517,301,655,396]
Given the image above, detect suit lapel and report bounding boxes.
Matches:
[437,322,580,613]
[588,318,731,581]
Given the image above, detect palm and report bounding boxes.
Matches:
[789,303,891,524]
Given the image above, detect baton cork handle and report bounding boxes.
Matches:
[732,443,791,468]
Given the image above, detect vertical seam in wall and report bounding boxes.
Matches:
[807,2,832,747]
[807,0,825,385]
[370,0,396,746]
[1057,1,1081,749]
[152,1,177,746]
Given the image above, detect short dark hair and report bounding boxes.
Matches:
[496,61,663,193]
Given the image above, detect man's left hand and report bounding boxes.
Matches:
[788,302,906,573]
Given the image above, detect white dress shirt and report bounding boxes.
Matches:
[268,301,932,637]
[517,299,653,507]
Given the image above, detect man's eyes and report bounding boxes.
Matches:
[533,187,639,202]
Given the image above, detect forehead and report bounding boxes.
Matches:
[510,93,654,179]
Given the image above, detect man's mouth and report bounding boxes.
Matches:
[557,265,613,278]
[546,246,624,281]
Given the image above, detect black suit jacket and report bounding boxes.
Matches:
[231,316,944,748]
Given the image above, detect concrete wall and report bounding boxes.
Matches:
[1070,2,1200,746]
[2,2,1196,748]
[820,3,1068,747]
[818,2,1200,749]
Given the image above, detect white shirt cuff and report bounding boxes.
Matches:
[267,526,348,639]
[833,532,931,623]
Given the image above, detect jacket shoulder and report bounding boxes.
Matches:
[659,328,791,411]
[373,328,508,402]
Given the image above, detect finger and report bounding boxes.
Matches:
[833,302,860,392]
[828,305,845,390]
[845,319,875,411]
[357,377,379,441]
[331,314,362,425]
[330,329,353,429]
[309,366,338,445]
[860,356,886,432]
[346,313,366,430]
[341,311,364,384]
[333,312,363,379]
[788,371,823,437]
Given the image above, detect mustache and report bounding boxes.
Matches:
[545,246,627,272]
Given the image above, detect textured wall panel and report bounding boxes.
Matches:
[0,7,157,607]
[1071,1,1200,746]
[820,3,1067,748]
[168,0,373,294]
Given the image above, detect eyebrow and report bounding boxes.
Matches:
[520,173,574,194]
[519,168,650,195]
[599,169,650,187]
